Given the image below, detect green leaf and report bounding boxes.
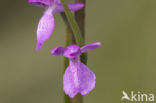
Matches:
[60,0,84,46]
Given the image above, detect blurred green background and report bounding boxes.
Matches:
[0,0,156,103]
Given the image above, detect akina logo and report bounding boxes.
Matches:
[121,91,154,102]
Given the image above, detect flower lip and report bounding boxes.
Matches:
[63,59,96,98]
[63,45,81,59]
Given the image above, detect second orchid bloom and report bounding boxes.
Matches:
[28,0,84,50]
[51,42,101,98]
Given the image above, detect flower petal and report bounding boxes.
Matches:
[80,42,101,53]
[78,62,96,95]
[28,0,52,7]
[36,12,55,50]
[63,61,95,98]
[53,3,84,14]
[51,46,65,56]
[63,66,79,98]
[54,0,60,4]
[67,3,84,12]
[63,45,81,59]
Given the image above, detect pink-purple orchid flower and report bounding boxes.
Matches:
[51,42,101,98]
[28,0,84,50]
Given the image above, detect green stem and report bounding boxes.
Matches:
[60,0,84,46]
[64,28,73,103]
[70,1,86,103]
[62,13,76,103]
[61,0,86,103]
[75,0,86,39]
[75,0,87,65]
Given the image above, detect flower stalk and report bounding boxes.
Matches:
[70,0,86,103]
[60,0,84,47]
[60,0,86,102]
[61,12,76,103]
[64,28,74,103]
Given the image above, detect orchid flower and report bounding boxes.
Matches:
[51,42,101,98]
[28,0,84,50]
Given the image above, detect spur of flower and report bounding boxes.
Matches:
[28,0,84,50]
[51,42,101,98]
